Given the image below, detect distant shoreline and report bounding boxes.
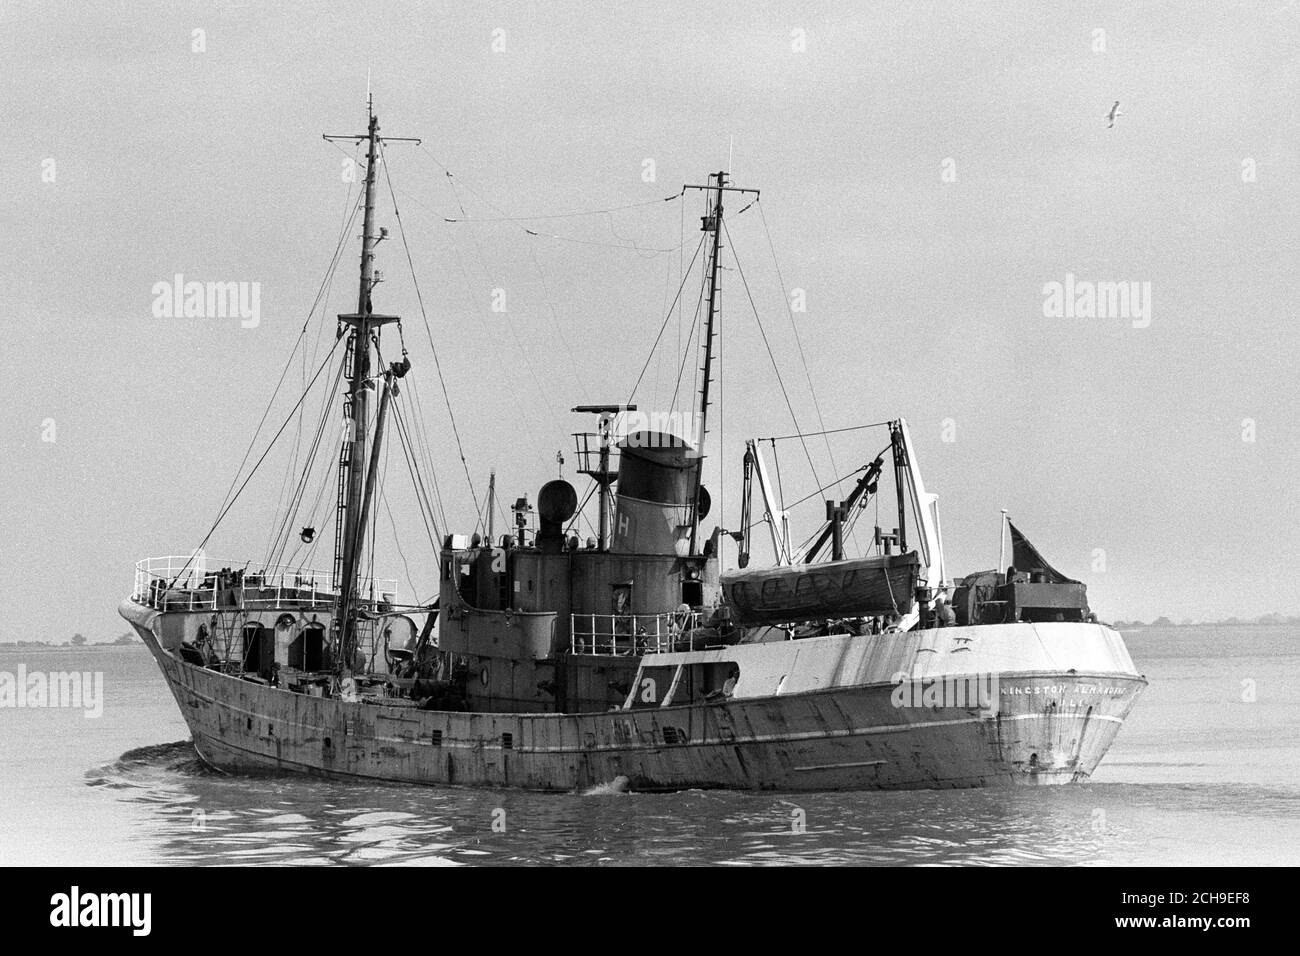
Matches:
[1110,619,1299,630]
[0,641,143,650]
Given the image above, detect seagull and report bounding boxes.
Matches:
[1107,101,1123,128]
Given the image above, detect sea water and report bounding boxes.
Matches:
[1,626,1296,866]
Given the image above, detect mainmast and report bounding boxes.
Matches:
[683,172,758,555]
[323,97,419,668]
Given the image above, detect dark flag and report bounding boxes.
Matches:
[1007,521,1078,584]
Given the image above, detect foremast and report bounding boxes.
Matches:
[323,99,418,668]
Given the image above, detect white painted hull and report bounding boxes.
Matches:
[121,600,1145,791]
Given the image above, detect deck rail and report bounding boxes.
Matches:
[131,555,399,612]
[569,610,701,656]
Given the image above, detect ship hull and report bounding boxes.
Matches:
[121,600,1145,791]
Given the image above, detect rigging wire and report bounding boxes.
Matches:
[376,140,483,522]
[212,189,363,560]
[651,257,673,407]
[735,464,870,537]
[390,393,445,550]
[263,189,365,564]
[772,438,786,520]
[384,369,445,545]
[290,368,349,557]
[380,485,420,602]
[169,336,345,587]
[386,324,450,537]
[678,189,685,392]
[667,255,708,414]
[277,151,364,534]
[762,421,893,442]
[564,481,599,539]
[529,248,581,375]
[418,144,685,256]
[624,232,708,405]
[362,415,391,605]
[757,198,858,538]
[264,360,348,570]
[401,376,450,532]
[441,194,679,223]
[721,217,824,493]
[413,145,556,478]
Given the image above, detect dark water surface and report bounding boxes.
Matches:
[2,626,1297,865]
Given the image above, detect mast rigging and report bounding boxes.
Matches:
[682,172,758,555]
[322,97,420,667]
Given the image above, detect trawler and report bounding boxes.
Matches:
[120,103,1146,791]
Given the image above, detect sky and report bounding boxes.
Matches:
[2,0,1298,641]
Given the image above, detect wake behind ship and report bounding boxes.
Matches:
[120,102,1145,791]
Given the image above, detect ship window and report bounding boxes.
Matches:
[289,626,326,671]
[305,626,325,670]
[241,623,272,678]
[681,579,703,607]
[501,732,513,750]
[689,662,741,703]
[458,555,478,604]
[612,583,632,614]
[431,729,443,746]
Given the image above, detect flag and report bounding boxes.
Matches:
[1007,521,1078,583]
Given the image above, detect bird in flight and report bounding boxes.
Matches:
[1107,101,1123,128]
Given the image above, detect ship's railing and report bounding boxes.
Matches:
[131,556,399,612]
[571,432,620,477]
[570,610,701,656]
